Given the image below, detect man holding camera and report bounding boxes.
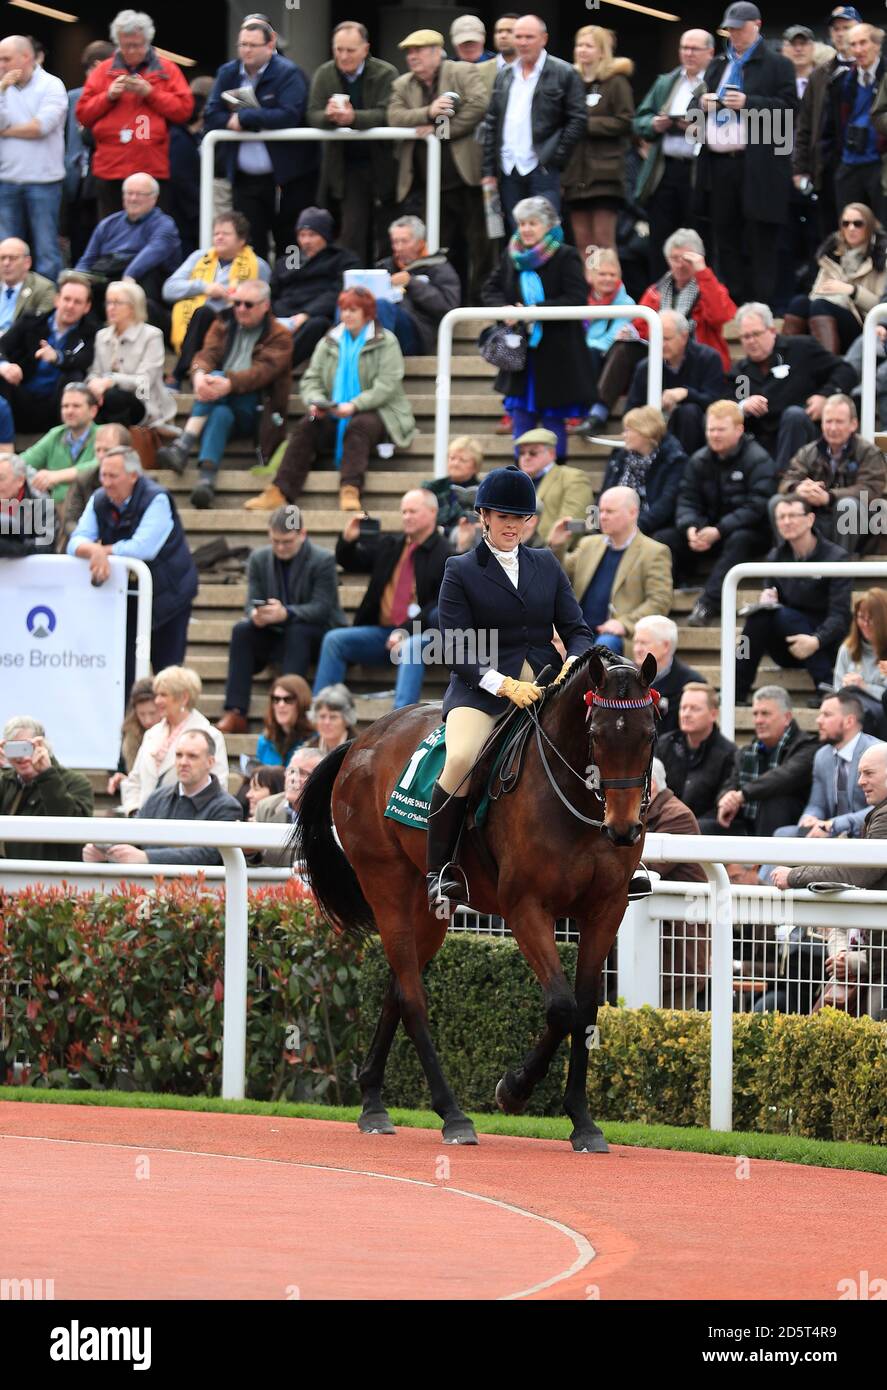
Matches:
[388,29,490,299]
[0,716,93,861]
[311,488,450,709]
[696,3,796,308]
[823,22,887,224]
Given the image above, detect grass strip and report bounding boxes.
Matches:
[1,1086,884,1174]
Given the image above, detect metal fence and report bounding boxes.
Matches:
[433,305,664,479]
[199,128,441,251]
[4,818,887,1131]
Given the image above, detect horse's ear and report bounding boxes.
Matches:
[588,650,607,689]
[639,653,658,687]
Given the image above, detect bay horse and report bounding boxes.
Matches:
[294,647,658,1152]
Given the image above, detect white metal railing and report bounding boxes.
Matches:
[860,302,887,440]
[0,861,292,891]
[720,561,887,741]
[433,305,664,478]
[4,819,886,1134]
[199,128,441,251]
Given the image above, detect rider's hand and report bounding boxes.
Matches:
[498,676,542,709]
[551,656,577,686]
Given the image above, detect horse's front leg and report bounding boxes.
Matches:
[563,919,620,1153]
[495,902,577,1116]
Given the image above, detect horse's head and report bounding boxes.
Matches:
[583,648,658,847]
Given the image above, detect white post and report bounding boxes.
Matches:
[433,305,663,478]
[123,558,153,682]
[721,561,887,741]
[220,847,249,1100]
[705,861,734,1132]
[424,134,441,253]
[861,302,887,441]
[616,898,660,1007]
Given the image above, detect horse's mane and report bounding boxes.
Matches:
[543,644,640,709]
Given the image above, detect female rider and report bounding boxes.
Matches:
[427,465,594,910]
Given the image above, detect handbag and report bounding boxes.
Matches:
[478,322,527,372]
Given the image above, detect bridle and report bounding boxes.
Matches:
[524,681,658,829]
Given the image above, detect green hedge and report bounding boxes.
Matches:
[360,936,887,1143]
[0,881,363,1103]
[3,895,884,1142]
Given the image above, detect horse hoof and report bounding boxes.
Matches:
[357,1111,396,1136]
[570,1130,609,1154]
[495,1075,528,1116]
[442,1119,478,1146]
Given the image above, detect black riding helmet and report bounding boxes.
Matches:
[474,464,536,516]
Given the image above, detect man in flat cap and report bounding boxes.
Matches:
[513,427,592,546]
[793,8,858,236]
[388,29,491,299]
[695,3,796,307]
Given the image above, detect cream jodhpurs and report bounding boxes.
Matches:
[439,663,533,794]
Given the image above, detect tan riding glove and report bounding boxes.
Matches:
[551,656,577,686]
[498,676,542,709]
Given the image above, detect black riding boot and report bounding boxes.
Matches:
[426,782,469,913]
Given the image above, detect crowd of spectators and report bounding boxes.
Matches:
[4,7,887,1016]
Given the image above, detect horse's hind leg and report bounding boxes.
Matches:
[380,893,478,1145]
[357,969,400,1136]
[495,906,577,1115]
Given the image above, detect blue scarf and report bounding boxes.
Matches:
[519,269,546,348]
[510,225,563,348]
[717,36,760,95]
[332,322,369,468]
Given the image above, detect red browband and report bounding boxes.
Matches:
[584,688,661,709]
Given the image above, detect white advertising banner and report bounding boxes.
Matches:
[0,556,128,768]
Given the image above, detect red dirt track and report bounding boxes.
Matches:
[1,1102,883,1300]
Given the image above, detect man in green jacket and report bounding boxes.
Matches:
[20,382,98,504]
[308,22,398,264]
[633,30,713,276]
[0,717,94,862]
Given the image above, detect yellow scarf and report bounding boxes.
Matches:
[170,244,260,352]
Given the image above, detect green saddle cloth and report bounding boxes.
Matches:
[384,715,522,831]
[384,724,448,829]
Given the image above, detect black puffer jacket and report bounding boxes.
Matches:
[675,435,776,535]
[270,243,361,320]
[658,726,738,822]
[375,251,461,354]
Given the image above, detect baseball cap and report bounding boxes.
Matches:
[828,5,863,22]
[398,29,445,49]
[720,2,762,26]
[784,24,815,40]
[450,15,486,45]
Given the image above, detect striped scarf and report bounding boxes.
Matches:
[738,725,794,823]
[509,226,563,348]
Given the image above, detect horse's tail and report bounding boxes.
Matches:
[291,741,376,938]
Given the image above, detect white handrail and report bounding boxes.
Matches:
[199,128,441,251]
[860,302,887,440]
[4,817,886,1130]
[433,305,664,478]
[720,561,887,741]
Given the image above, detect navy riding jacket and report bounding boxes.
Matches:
[439,541,593,718]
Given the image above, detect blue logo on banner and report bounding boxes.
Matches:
[26,605,56,639]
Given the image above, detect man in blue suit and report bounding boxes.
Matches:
[203,16,318,260]
[771,689,882,848]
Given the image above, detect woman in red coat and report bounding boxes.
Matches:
[584,228,736,429]
[75,13,193,219]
